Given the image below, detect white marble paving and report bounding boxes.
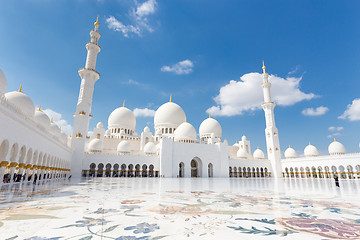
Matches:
[1,178,360,240]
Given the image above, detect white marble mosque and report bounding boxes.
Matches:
[1,17,360,240]
[0,17,359,185]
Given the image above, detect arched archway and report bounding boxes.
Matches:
[179,162,184,178]
[190,157,202,177]
[142,164,147,177]
[208,163,213,178]
[97,163,104,177]
[113,164,119,177]
[120,164,126,177]
[89,163,96,177]
[135,164,141,177]
[149,165,154,177]
[105,163,112,177]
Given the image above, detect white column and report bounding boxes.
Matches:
[71,18,101,178]
[261,63,282,178]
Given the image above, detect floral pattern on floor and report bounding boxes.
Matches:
[1,178,360,239]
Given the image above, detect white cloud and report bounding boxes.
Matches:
[133,108,156,117]
[339,98,360,121]
[106,16,141,37]
[43,108,73,135]
[121,79,141,86]
[328,126,343,131]
[302,106,329,116]
[327,132,341,139]
[161,59,194,75]
[288,65,300,75]
[207,72,316,116]
[106,0,157,37]
[136,0,157,17]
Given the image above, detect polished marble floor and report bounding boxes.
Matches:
[1,177,360,240]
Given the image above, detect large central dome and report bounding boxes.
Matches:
[108,106,136,130]
[154,101,186,128]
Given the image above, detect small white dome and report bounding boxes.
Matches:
[34,107,50,130]
[304,143,319,157]
[284,146,297,159]
[96,122,103,128]
[5,88,35,118]
[253,148,265,159]
[154,101,186,128]
[237,148,248,159]
[108,107,136,130]
[232,141,239,147]
[144,126,150,132]
[117,140,131,153]
[174,122,197,142]
[144,142,156,154]
[88,138,102,152]
[241,135,247,141]
[328,139,346,155]
[0,69,7,94]
[199,117,222,139]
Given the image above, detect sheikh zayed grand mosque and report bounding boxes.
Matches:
[0,18,359,185]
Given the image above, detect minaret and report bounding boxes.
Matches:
[70,17,101,177]
[261,62,282,178]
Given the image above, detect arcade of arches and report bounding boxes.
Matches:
[283,165,360,179]
[0,139,70,184]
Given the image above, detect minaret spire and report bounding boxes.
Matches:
[260,62,282,178]
[71,18,101,178]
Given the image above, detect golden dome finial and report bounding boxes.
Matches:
[309,141,311,145]
[334,138,336,142]
[169,94,172,102]
[94,15,99,28]
[289,145,291,148]
[51,117,54,123]
[123,100,125,108]
[262,60,266,73]
[185,116,187,123]
[209,112,211,118]
[38,105,41,111]
[18,84,23,92]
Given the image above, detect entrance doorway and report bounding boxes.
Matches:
[191,157,202,177]
[179,162,184,177]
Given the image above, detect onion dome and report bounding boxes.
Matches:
[241,135,247,141]
[237,148,248,159]
[199,116,222,139]
[88,138,102,152]
[5,85,35,118]
[233,141,239,147]
[304,143,319,157]
[328,139,346,155]
[117,140,131,153]
[144,126,150,132]
[144,142,157,154]
[284,146,297,159]
[253,148,265,159]
[174,121,197,142]
[154,98,186,129]
[0,69,7,94]
[108,106,136,130]
[34,105,51,130]
[96,122,103,128]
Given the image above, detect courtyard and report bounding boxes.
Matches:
[0,178,360,239]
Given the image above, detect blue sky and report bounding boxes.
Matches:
[1,0,360,155]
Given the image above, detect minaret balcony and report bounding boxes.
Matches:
[78,67,100,78]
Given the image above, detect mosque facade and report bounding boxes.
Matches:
[0,19,359,184]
